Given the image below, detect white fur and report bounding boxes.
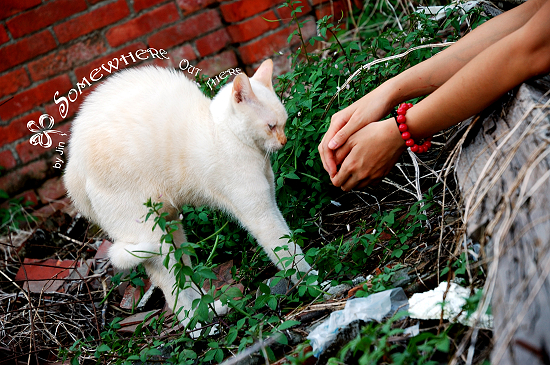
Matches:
[63,60,315,328]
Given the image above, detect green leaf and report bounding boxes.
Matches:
[436,336,450,352]
[131,277,145,287]
[215,348,224,363]
[96,344,111,352]
[226,328,238,345]
[196,301,209,321]
[268,296,278,311]
[147,348,162,356]
[278,320,300,330]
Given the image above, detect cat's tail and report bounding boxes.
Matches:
[108,241,159,270]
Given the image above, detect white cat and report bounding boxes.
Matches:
[63,59,316,327]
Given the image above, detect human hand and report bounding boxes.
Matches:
[330,118,406,191]
[318,91,393,177]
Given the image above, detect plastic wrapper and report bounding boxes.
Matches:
[307,287,409,356]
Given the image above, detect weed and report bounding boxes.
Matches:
[0,172,36,234]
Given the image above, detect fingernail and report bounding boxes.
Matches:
[328,140,337,149]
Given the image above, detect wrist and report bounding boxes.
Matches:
[378,75,406,111]
[382,117,408,152]
[392,103,433,153]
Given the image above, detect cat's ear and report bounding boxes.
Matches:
[251,59,273,90]
[232,73,256,103]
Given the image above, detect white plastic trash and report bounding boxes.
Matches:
[408,281,493,329]
[307,288,408,356]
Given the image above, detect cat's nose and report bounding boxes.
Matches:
[278,135,287,146]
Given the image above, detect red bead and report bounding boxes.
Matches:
[417,146,425,153]
[423,141,432,149]
[406,103,413,109]
[396,115,406,124]
[410,144,419,152]
[405,139,415,147]
[398,123,408,132]
[400,103,408,110]
[397,107,407,116]
[401,131,411,140]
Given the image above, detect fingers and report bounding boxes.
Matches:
[334,142,353,167]
[329,118,406,191]
[328,114,362,151]
[319,107,356,177]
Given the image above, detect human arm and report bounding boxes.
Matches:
[318,0,548,178]
[330,0,550,190]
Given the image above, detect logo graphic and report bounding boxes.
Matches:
[27,114,66,148]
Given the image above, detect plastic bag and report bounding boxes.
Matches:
[307,287,408,356]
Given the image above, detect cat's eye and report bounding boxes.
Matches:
[268,124,276,130]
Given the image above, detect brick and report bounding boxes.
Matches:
[0,0,41,21]
[0,189,40,208]
[89,0,109,4]
[196,29,230,57]
[227,10,279,43]
[16,122,70,163]
[134,0,168,12]
[13,189,39,206]
[276,1,312,22]
[6,0,87,39]
[54,0,130,44]
[300,16,318,40]
[164,44,197,68]
[0,159,49,195]
[106,3,179,48]
[196,50,238,76]
[32,197,72,219]
[0,150,16,169]
[53,0,130,43]
[0,30,57,73]
[15,258,75,292]
[0,111,41,145]
[74,42,146,81]
[315,0,347,19]
[37,177,66,203]
[220,0,285,22]
[177,0,217,15]
[238,26,295,64]
[0,75,72,121]
[95,239,112,260]
[145,44,195,68]
[120,279,152,309]
[147,9,220,50]
[0,68,30,99]
[0,25,9,45]
[270,49,291,76]
[28,37,107,81]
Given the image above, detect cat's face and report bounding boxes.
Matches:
[230,60,288,153]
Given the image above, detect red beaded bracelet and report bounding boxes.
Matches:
[391,103,432,154]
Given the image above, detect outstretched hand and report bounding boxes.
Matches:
[329,118,406,191]
[318,91,394,178]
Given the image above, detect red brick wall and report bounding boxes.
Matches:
[0,0,351,200]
